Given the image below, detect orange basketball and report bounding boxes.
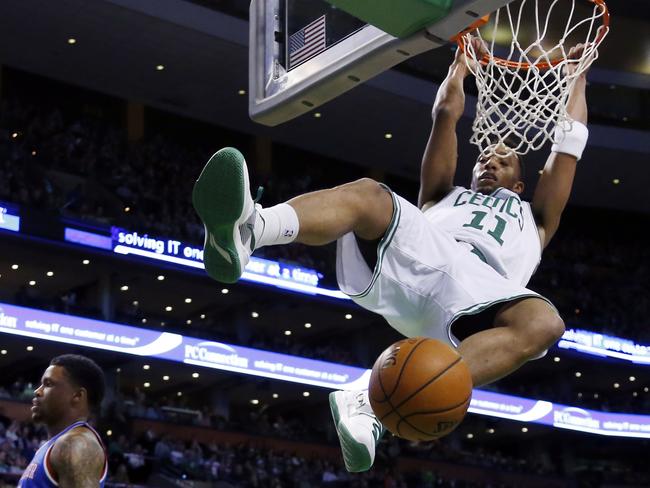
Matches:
[369,337,473,441]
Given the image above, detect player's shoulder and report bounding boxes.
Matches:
[50,426,104,467]
[421,186,465,211]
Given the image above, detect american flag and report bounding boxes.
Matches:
[288,15,326,69]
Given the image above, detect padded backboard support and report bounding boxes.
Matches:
[249,0,513,126]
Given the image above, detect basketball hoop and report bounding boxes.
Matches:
[456,0,609,156]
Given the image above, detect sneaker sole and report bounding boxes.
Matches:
[192,147,250,284]
[329,392,372,473]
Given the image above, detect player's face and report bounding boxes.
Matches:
[471,144,523,195]
[32,365,77,424]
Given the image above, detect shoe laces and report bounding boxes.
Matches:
[253,186,264,203]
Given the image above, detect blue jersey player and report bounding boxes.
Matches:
[19,355,107,487]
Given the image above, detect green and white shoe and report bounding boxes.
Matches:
[192,147,259,284]
[329,390,385,473]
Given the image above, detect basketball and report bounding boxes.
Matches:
[369,337,473,442]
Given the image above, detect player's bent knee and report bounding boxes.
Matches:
[350,177,384,197]
[521,315,565,360]
[342,178,393,240]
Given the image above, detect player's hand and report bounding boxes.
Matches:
[564,28,602,78]
[455,35,488,74]
[564,43,587,76]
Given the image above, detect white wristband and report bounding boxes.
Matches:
[551,120,589,161]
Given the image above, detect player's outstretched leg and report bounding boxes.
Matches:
[193,147,393,283]
[329,390,385,473]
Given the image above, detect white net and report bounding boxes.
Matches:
[461,0,609,156]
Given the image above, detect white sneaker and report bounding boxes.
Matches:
[192,147,262,283]
[329,390,385,472]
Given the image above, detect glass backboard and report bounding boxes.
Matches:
[249,0,513,126]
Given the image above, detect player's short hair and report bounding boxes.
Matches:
[50,354,106,410]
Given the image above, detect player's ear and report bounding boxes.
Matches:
[513,180,525,195]
[72,387,87,407]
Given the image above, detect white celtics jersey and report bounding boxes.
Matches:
[422,186,542,286]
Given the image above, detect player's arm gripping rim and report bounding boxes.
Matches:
[418,37,486,209]
[532,44,589,249]
[49,429,104,488]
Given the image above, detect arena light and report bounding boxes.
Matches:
[46,271,54,277]
[3,301,650,439]
[0,350,6,355]
[251,312,259,318]
[184,298,192,304]
[11,264,18,270]
[82,259,90,265]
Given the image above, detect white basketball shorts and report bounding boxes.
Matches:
[336,187,554,350]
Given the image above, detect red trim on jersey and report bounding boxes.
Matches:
[43,443,59,486]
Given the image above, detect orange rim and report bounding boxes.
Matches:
[454,0,609,71]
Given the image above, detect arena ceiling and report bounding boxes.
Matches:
[0,0,648,212]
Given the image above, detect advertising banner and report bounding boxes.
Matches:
[2,302,650,438]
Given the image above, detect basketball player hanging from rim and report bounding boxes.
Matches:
[193,36,593,472]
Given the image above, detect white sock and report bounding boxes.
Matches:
[254,203,299,249]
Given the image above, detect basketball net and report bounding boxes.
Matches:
[459,0,609,156]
